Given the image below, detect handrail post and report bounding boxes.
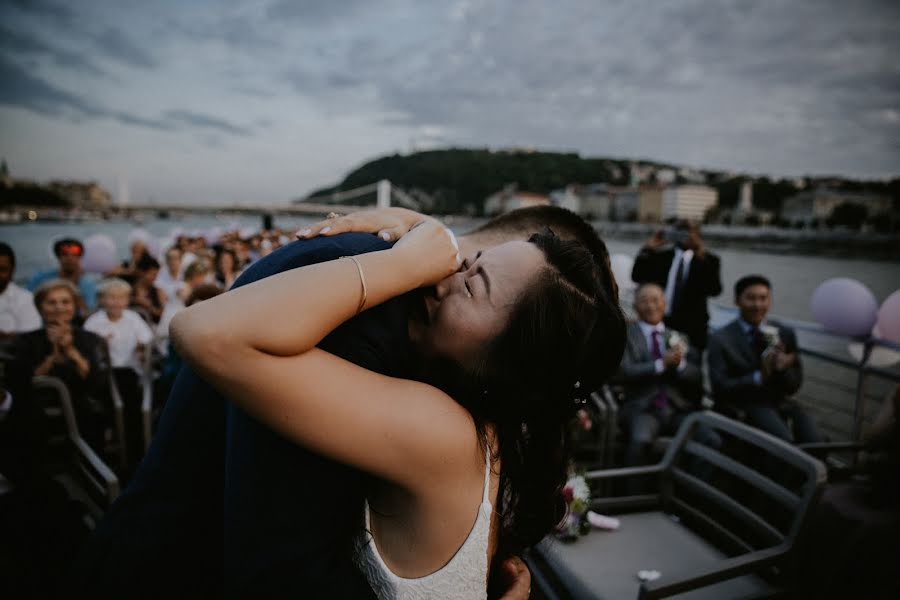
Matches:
[851,339,873,466]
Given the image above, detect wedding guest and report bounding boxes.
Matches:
[107,239,150,285]
[618,283,719,467]
[214,248,240,290]
[707,275,822,443]
[130,255,167,325]
[0,243,42,340]
[13,279,110,450]
[176,259,213,304]
[85,279,154,467]
[27,238,98,317]
[155,247,186,302]
[631,220,722,352]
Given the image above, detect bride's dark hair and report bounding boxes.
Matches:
[424,230,626,566]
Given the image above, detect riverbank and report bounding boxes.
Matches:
[593,222,900,261]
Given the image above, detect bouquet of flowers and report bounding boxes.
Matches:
[556,474,591,541]
[664,330,688,354]
[759,324,781,349]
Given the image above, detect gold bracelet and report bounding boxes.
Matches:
[344,255,367,314]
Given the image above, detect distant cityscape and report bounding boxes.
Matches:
[1,151,898,233]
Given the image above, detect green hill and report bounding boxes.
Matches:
[303,148,900,217]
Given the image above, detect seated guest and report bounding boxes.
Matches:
[618,283,719,467]
[707,275,822,443]
[155,247,185,302]
[12,279,110,451]
[214,247,240,290]
[107,239,150,285]
[85,279,154,467]
[27,238,98,318]
[176,259,213,303]
[130,255,167,325]
[0,243,42,341]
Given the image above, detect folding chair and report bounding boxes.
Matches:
[32,376,120,518]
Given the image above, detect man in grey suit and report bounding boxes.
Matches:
[707,275,821,443]
[618,283,720,467]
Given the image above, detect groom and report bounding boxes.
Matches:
[73,206,616,598]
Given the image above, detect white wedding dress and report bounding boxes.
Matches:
[354,448,493,600]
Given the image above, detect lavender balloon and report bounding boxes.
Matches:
[82,234,119,274]
[810,278,878,337]
[876,290,900,343]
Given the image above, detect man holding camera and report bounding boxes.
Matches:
[631,220,722,352]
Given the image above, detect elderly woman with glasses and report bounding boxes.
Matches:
[13,278,111,451]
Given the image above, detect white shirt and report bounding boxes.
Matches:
[84,309,153,371]
[155,268,186,302]
[0,282,42,334]
[664,248,693,316]
[155,298,185,356]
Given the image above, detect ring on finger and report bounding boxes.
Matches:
[326,211,340,219]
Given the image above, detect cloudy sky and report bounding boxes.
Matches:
[1,0,898,205]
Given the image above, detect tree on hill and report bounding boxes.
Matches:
[307,149,636,214]
[827,202,868,229]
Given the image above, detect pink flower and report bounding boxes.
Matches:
[563,486,574,504]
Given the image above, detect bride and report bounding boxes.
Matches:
[171,218,625,599]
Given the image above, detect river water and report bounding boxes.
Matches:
[3,214,897,323]
[1,214,898,440]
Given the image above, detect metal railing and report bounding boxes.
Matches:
[709,302,900,445]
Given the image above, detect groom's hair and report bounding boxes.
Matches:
[466,205,618,303]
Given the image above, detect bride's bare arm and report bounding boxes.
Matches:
[170,223,473,488]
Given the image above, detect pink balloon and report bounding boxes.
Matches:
[810,278,878,337]
[876,290,900,343]
[82,234,119,274]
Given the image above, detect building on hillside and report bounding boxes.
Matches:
[661,185,718,222]
[484,184,549,215]
[608,186,641,221]
[637,185,666,222]
[47,181,113,209]
[781,187,892,226]
[549,184,612,220]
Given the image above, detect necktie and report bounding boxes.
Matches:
[670,256,685,315]
[650,330,668,410]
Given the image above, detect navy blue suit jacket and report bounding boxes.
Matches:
[72,234,414,599]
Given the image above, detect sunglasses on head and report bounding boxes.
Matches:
[57,243,83,257]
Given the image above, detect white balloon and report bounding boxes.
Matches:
[127,228,151,245]
[82,234,119,274]
[204,227,223,246]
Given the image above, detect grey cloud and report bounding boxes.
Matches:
[0,56,103,117]
[317,0,899,176]
[163,110,252,136]
[0,58,252,138]
[266,0,371,24]
[0,25,107,77]
[3,0,75,25]
[91,26,157,69]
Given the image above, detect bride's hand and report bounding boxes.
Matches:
[392,220,461,287]
[296,208,430,242]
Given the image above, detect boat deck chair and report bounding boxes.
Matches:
[527,411,826,600]
[33,375,120,523]
[572,388,618,472]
